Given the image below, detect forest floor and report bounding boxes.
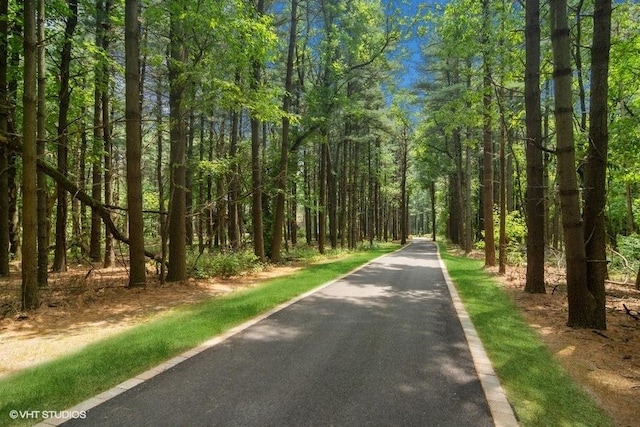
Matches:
[1,249,640,426]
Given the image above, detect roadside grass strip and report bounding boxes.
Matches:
[0,245,398,427]
[438,243,612,427]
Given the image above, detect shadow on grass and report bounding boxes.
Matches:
[439,245,612,427]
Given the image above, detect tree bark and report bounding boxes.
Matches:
[481,0,495,266]
[22,0,39,309]
[271,0,298,262]
[228,109,240,250]
[525,0,546,292]
[52,0,78,273]
[166,3,188,282]
[36,0,48,285]
[0,0,10,276]
[582,0,611,330]
[124,0,146,287]
[550,0,592,328]
[249,0,266,262]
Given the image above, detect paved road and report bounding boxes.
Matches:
[64,240,494,426]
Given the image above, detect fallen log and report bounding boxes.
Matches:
[2,137,162,263]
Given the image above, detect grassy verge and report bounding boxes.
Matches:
[0,244,399,427]
[438,243,612,427]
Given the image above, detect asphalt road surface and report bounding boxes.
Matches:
[64,240,494,426]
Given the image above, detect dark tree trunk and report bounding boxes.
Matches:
[52,0,78,273]
[22,0,39,308]
[156,77,167,282]
[166,4,188,281]
[36,0,48,285]
[582,0,611,330]
[482,0,495,266]
[228,109,240,250]
[318,139,328,254]
[551,0,591,328]
[525,0,546,292]
[0,0,9,276]
[271,0,297,262]
[124,0,146,287]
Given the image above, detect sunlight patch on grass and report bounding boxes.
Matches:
[438,243,612,427]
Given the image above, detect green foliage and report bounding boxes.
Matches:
[610,234,640,274]
[189,250,262,279]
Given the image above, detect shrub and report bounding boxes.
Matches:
[189,250,262,279]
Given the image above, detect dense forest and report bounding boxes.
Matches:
[1,0,638,330]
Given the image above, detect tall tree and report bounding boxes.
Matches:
[52,0,79,272]
[36,0,47,286]
[124,0,146,287]
[166,1,188,282]
[0,0,11,277]
[582,0,611,329]
[550,0,591,328]
[524,0,546,293]
[250,0,266,262]
[271,0,298,263]
[22,0,39,309]
[481,0,495,267]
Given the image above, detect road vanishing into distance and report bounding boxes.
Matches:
[62,240,500,426]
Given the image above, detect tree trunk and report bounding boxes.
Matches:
[103,84,114,267]
[400,125,408,245]
[22,0,39,309]
[499,103,507,275]
[0,0,9,277]
[90,0,108,262]
[626,183,636,234]
[186,110,194,248]
[582,0,611,330]
[318,139,328,254]
[52,0,78,273]
[481,0,496,266]
[36,0,48,285]
[156,76,167,282]
[550,0,592,327]
[524,0,546,292]
[271,0,297,262]
[250,0,266,262]
[124,0,146,287]
[166,4,188,282]
[228,109,240,250]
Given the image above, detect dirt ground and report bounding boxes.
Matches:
[1,254,639,426]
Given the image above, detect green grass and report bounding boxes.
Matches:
[438,243,612,427]
[0,244,398,427]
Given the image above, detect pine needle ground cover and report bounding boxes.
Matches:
[0,245,398,427]
[438,243,612,427]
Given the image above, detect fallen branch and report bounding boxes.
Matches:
[2,137,162,263]
[623,304,640,321]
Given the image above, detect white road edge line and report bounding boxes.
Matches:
[435,241,519,427]
[33,244,406,427]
